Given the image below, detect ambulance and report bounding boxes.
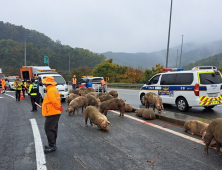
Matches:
[139,66,222,111]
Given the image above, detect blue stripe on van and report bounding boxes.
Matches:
[140,85,195,91]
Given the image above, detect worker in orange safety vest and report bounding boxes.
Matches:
[101,79,107,93]
[1,78,6,93]
[72,75,77,90]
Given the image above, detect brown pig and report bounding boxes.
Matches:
[141,109,156,120]
[99,98,125,117]
[84,106,111,131]
[69,89,80,95]
[109,91,118,98]
[99,94,114,102]
[144,92,164,113]
[184,120,208,137]
[124,104,136,112]
[66,96,88,115]
[203,118,222,155]
[85,94,100,107]
[66,93,79,105]
[135,109,142,117]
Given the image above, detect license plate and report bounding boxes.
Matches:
[208,93,218,98]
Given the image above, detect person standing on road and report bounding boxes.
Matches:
[1,78,6,93]
[22,80,27,98]
[28,78,38,112]
[35,79,40,104]
[13,76,22,101]
[42,76,63,153]
[72,75,77,90]
[101,78,107,93]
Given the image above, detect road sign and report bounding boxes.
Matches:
[44,56,48,64]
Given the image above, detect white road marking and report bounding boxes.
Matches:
[112,110,205,145]
[30,119,47,170]
[4,93,15,98]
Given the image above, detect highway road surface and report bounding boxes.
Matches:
[0,89,222,170]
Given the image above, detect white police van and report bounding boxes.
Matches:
[139,66,222,111]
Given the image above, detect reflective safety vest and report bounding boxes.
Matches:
[28,83,38,96]
[72,78,77,84]
[13,80,22,90]
[101,79,106,85]
[22,82,27,90]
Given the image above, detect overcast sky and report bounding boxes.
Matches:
[1,0,222,53]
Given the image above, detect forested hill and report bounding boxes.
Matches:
[102,40,222,69]
[0,21,105,75]
[183,53,222,70]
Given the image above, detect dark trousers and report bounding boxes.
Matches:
[15,90,21,101]
[22,89,26,98]
[44,114,61,146]
[30,95,37,110]
[36,93,40,104]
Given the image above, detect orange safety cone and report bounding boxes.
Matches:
[20,90,25,100]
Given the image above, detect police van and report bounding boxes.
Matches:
[139,66,222,112]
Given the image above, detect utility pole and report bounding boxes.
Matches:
[24,34,26,66]
[69,53,70,74]
[166,0,173,68]
[179,35,184,67]
[176,50,178,67]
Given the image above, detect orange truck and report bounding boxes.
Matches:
[20,66,53,81]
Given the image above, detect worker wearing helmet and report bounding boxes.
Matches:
[28,78,38,112]
[1,78,6,93]
[13,76,22,101]
[72,75,77,90]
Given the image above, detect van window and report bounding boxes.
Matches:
[175,73,193,85]
[91,78,102,83]
[199,72,222,84]
[150,75,160,85]
[160,74,176,85]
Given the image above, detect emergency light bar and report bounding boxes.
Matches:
[192,66,217,70]
[162,68,184,72]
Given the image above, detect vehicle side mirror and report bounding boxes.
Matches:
[146,80,150,85]
[66,81,68,85]
[39,82,43,86]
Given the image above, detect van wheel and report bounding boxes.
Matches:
[176,97,188,112]
[140,93,145,105]
[61,98,65,102]
[204,106,215,109]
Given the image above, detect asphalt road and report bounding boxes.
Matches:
[109,88,222,121]
[1,89,222,170]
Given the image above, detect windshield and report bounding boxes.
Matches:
[43,76,65,85]
[0,74,5,78]
[9,79,16,82]
[199,72,222,84]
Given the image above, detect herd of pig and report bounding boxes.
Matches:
[66,88,222,156]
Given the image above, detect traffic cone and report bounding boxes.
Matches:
[20,91,25,100]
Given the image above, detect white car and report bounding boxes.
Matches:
[5,77,16,90]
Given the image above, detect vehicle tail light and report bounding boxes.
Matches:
[194,83,199,96]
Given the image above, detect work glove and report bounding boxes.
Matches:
[59,105,64,111]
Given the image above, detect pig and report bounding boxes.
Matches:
[66,93,79,105]
[99,98,125,117]
[141,109,156,120]
[99,94,114,102]
[87,92,99,98]
[69,89,80,96]
[84,106,111,131]
[203,118,222,155]
[144,92,164,113]
[85,94,100,107]
[184,120,208,137]
[109,91,118,98]
[99,92,107,96]
[124,104,136,112]
[66,96,88,116]
[135,109,143,117]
